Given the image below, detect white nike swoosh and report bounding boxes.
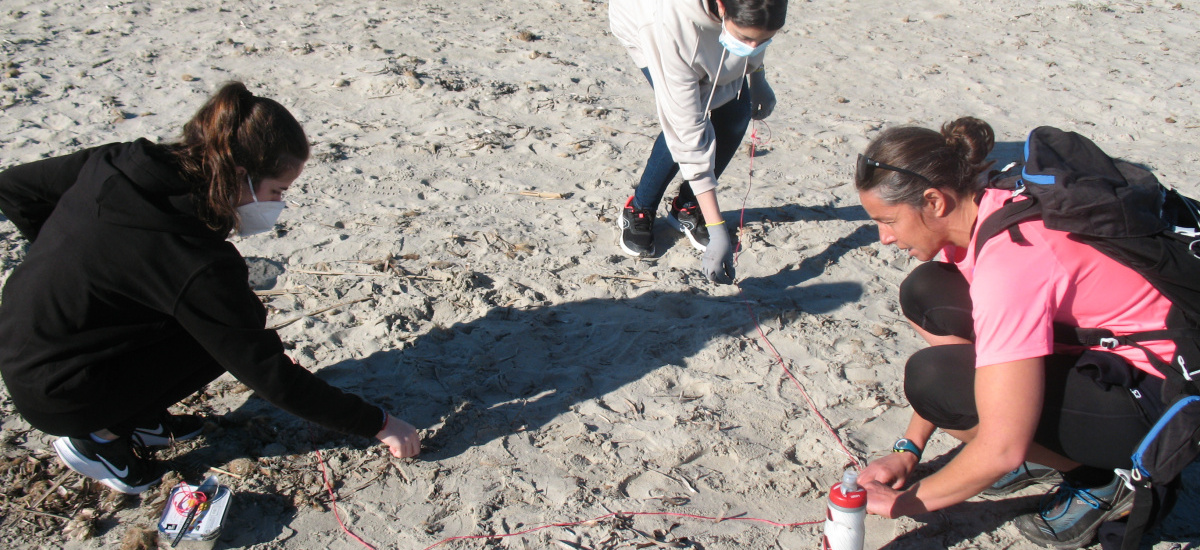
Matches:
[139,424,166,436]
[98,455,129,477]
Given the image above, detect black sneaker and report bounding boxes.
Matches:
[667,196,709,251]
[132,413,205,447]
[52,436,164,494]
[983,462,1060,496]
[1014,473,1135,549]
[619,196,655,257]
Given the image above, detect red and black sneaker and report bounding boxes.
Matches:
[667,195,710,251]
[618,196,656,257]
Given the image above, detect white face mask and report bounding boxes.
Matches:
[235,176,286,236]
[718,19,771,57]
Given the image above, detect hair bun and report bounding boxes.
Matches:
[941,116,994,166]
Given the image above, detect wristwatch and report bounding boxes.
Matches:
[892,438,923,461]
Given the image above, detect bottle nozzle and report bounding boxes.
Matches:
[840,469,859,494]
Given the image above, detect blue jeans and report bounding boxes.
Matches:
[631,67,752,212]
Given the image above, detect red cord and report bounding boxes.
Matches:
[313,442,378,550]
[318,118,863,550]
[419,511,823,550]
[736,121,864,469]
[171,485,207,514]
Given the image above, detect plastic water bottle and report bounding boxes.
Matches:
[822,469,867,550]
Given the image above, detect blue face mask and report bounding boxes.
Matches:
[718,19,771,57]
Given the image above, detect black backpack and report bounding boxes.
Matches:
[974,126,1200,550]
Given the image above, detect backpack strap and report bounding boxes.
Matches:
[973,193,1042,260]
[1118,473,1155,550]
[1055,324,1200,400]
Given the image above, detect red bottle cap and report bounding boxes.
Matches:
[829,481,867,509]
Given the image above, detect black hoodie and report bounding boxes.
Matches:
[0,140,383,438]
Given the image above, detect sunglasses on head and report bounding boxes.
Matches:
[856,154,933,185]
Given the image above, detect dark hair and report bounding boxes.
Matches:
[165,82,309,235]
[854,117,995,208]
[704,0,788,31]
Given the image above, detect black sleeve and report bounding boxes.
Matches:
[0,145,112,241]
[173,259,384,439]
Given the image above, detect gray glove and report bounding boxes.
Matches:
[702,222,735,284]
[748,69,775,120]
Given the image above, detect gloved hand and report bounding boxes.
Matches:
[748,69,775,120]
[702,221,735,284]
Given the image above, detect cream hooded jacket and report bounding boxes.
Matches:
[610,0,766,195]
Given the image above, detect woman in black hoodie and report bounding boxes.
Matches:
[0,82,420,494]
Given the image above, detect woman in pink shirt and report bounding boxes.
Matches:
[853,117,1176,549]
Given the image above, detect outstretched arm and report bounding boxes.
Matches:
[864,357,1045,517]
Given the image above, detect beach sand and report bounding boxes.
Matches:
[0,0,1197,548]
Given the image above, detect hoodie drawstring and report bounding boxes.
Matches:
[704,51,752,119]
[703,47,728,120]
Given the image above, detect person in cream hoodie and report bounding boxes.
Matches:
[610,0,787,283]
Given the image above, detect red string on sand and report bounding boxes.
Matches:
[316,119,860,550]
[419,511,823,550]
[735,121,865,469]
[313,439,378,550]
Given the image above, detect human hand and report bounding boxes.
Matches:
[858,452,917,490]
[376,414,420,458]
[748,70,775,120]
[863,480,907,518]
[702,222,735,284]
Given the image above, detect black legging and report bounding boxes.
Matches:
[12,332,222,439]
[899,261,1156,470]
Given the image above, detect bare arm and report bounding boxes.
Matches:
[865,357,1045,517]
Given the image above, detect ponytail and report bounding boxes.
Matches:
[855,116,995,208]
[167,82,309,235]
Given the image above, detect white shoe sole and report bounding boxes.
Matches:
[52,437,159,494]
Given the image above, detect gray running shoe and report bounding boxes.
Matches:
[983,462,1060,496]
[1014,473,1134,549]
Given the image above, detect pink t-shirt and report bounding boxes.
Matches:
[942,188,1173,377]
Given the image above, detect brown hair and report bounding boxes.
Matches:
[704,0,788,31]
[854,117,995,208]
[166,82,309,235]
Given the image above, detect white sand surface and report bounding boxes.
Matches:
[0,0,1197,548]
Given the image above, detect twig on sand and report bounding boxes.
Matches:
[291,269,389,277]
[511,190,567,199]
[268,296,371,330]
[22,508,69,521]
[589,274,658,284]
[254,287,310,297]
[648,469,696,494]
[207,466,245,480]
[28,471,71,510]
[342,467,388,498]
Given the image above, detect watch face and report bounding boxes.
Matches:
[893,438,920,456]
